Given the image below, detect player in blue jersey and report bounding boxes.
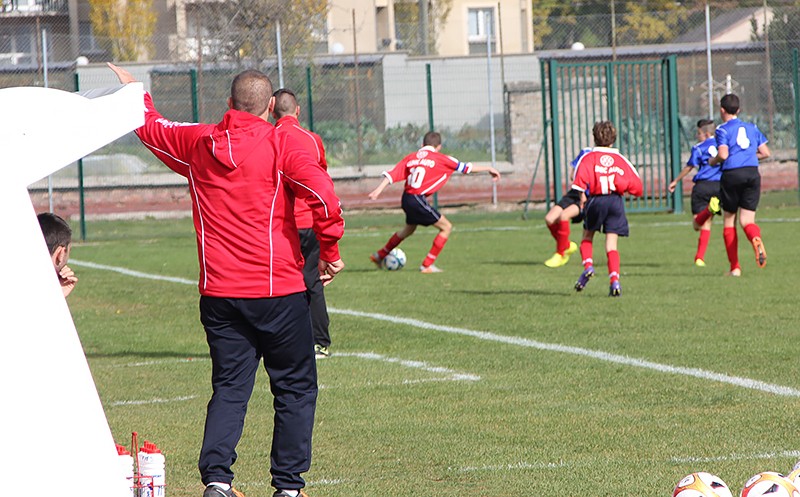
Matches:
[543,148,591,268]
[708,94,770,276]
[667,119,722,267]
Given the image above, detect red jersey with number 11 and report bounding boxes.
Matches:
[571,146,643,197]
[383,145,472,196]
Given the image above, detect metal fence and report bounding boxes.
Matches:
[6,4,800,227]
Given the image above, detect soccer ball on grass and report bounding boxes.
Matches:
[382,248,406,271]
[740,472,800,497]
[673,472,733,497]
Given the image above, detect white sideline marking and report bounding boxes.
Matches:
[109,395,197,406]
[329,309,800,398]
[450,460,567,473]
[670,449,800,464]
[332,351,481,383]
[102,358,209,368]
[241,478,345,488]
[70,259,196,285]
[73,260,800,398]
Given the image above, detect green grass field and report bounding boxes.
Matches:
[68,193,800,497]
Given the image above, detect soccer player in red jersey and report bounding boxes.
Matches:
[368,131,500,273]
[571,121,643,297]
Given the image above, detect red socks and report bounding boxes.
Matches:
[696,229,710,262]
[422,234,448,268]
[580,240,593,269]
[607,250,620,282]
[556,221,571,255]
[743,223,761,242]
[694,208,712,227]
[723,227,739,271]
[377,233,403,259]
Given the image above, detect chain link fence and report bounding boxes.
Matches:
[5,3,800,226]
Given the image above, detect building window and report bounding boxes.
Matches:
[468,7,495,54]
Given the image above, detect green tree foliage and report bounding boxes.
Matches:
[89,0,156,61]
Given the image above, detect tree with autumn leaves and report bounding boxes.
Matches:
[89,0,156,61]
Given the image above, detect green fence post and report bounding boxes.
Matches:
[794,48,800,204]
[306,66,314,132]
[426,63,438,209]
[606,61,616,127]
[74,71,86,241]
[540,59,551,207]
[190,68,199,122]
[666,55,681,214]
[548,60,562,201]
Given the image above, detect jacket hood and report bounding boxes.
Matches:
[206,109,274,170]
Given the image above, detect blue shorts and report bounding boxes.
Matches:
[583,195,629,236]
[402,192,441,226]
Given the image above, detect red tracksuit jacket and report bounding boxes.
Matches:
[274,115,328,230]
[134,92,344,298]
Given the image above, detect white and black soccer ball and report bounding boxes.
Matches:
[740,472,800,497]
[382,248,407,271]
[673,472,733,497]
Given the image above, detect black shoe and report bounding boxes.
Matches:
[204,486,245,497]
[273,491,309,497]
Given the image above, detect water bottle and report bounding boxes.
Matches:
[116,443,135,497]
[137,441,165,497]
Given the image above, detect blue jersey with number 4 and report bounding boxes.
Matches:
[687,137,721,182]
[715,118,767,170]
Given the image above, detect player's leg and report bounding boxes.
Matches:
[198,296,262,489]
[420,215,451,273]
[299,229,331,358]
[254,293,318,495]
[736,169,766,268]
[690,181,719,266]
[605,232,622,296]
[601,196,628,297]
[575,228,596,291]
[720,171,742,275]
[545,191,581,268]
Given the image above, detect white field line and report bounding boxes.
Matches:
[332,351,480,383]
[73,260,800,398]
[670,449,800,464]
[109,395,197,406]
[329,309,800,398]
[449,460,568,473]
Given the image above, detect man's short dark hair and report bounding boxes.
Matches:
[38,212,72,255]
[720,93,740,115]
[230,70,273,116]
[592,121,616,147]
[697,118,715,135]
[423,131,441,147]
[272,88,298,119]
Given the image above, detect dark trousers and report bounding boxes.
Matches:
[299,228,331,347]
[198,293,317,490]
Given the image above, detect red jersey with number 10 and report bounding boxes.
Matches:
[571,147,643,197]
[383,145,472,196]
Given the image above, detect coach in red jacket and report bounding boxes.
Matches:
[108,63,344,497]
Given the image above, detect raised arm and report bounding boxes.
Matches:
[469,164,501,181]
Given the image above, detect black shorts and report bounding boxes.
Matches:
[690,180,721,215]
[402,192,440,226]
[584,195,629,236]
[556,189,585,224]
[720,167,761,212]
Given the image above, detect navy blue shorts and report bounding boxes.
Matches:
[402,192,441,226]
[721,167,761,212]
[583,195,629,236]
[691,180,721,215]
